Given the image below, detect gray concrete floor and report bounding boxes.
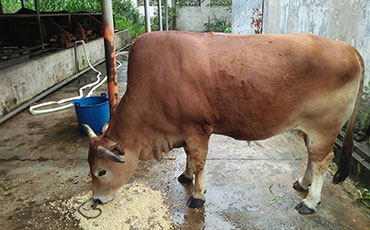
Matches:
[0,55,369,230]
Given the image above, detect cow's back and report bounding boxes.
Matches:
[124,31,362,141]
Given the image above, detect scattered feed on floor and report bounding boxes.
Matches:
[50,180,173,230]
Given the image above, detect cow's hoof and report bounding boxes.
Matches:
[178,174,193,184]
[295,202,315,215]
[293,180,308,192]
[295,201,304,210]
[187,196,205,208]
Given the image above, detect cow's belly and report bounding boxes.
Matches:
[213,119,296,141]
[213,108,300,141]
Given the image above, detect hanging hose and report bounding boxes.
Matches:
[29,40,125,115]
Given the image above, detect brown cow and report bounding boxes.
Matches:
[82,31,364,214]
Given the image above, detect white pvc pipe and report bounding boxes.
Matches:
[29,40,124,115]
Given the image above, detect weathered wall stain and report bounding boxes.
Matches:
[262,0,370,87]
[250,7,263,34]
[232,0,369,87]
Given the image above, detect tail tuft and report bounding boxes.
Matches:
[332,139,352,184]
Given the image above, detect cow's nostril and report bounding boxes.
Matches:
[92,198,102,208]
[93,198,102,203]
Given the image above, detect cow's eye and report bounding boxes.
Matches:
[98,170,106,177]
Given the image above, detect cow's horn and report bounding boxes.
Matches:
[101,122,109,134]
[82,124,96,139]
[97,146,125,163]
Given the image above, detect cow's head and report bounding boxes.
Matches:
[82,124,139,204]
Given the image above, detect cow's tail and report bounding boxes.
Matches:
[333,48,364,184]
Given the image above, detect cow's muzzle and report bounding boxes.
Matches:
[93,194,114,204]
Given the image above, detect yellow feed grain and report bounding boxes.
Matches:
[52,181,173,230]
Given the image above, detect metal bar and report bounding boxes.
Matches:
[101,0,119,115]
[0,45,43,58]
[171,0,176,30]
[144,0,151,32]
[0,0,2,14]
[74,42,79,72]
[21,0,25,8]
[261,0,265,34]
[158,0,163,31]
[165,0,168,30]
[34,0,44,49]
[89,15,92,34]
[68,15,72,33]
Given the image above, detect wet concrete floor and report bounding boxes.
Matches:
[0,53,369,229]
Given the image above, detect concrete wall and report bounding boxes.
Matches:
[134,0,229,32]
[0,30,131,118]
[232,0,263,34]
[232,0,370,86]
[177,0,230,32]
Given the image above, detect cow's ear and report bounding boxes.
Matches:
[112,144,125,155]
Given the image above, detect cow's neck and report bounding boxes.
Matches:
[105,97,174,161]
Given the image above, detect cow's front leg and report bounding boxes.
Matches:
[186,157,206,208]
[178,151,194,184]
[184,136,209,208]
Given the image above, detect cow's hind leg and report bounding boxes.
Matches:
[293,134,312,192]
[295,131,335,214]
[178,151,194,184]
[293,159,312,192]
[184,135,209,208]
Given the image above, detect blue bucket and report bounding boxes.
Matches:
[73,93,110,136]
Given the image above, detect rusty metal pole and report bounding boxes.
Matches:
[144,0,151,32]
[158,0,163,31]
[101,0,119,115]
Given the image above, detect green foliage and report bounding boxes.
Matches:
[204,0,232,32]
[1,0,22,13]
[23,0,101,12]
[267,195,282,206]
[204,13,231,33]
[112,0,145,38]
[116,16,146,38]
[176,0,202,7]
[207,0,232,14]
[355,85,370,142]
[207,0,232,7]
[357,188,370,200]
[1,0,145,38]
[113,0,140,24]
[224,26,231,33]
